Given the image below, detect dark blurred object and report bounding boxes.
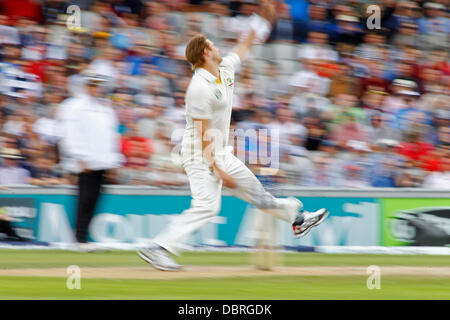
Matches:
[111,0,144,16]
[43,0,69,24]
[0,216,28,242]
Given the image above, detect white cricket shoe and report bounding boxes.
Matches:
[292,208,329,238]
[137,247,182,271]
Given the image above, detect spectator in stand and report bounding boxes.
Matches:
[259,61,290,103]
[436,125,450,149]
[394,90,433,134]
[418,2,450,51]
[332,14,364,46]
[382,78,418,114]
[201,1,234,44]
[361,90,387,114]
[355,31,389,62]
[361,60,391,95]
[385,1,420,35]
[299,4,335,42]
[366,111,401,147]
[369,149,403,188]
[329,62,361,98]
[340,164,370,188]
[148,121,189,187]
[121,121,152,169]
[28,152,68,186]
[118,125,154,186]
[269,1,294,42]
[303,116,327,151]
[329,93,366,125]
[328,94,370,147]
[396,130,435,168]
[298,31,339,63]
[0,147,31,184]
[0,14,20,45]
[310,154,340,187]
[341,139,372,182]
[273,106,307,150]
[392,21,421,48]
[279,134,314,187]
[0,43,43,99]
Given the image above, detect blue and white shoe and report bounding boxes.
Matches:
[292,208,329,238]
[138,246,182,271]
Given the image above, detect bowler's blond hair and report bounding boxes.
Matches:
[185,34,209,69]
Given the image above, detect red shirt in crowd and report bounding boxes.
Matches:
[396,141,434,161]
[121,136,153,167]
[0,0,43,23]
[419,150,444,172]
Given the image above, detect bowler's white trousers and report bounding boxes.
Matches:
[153,151,297,255]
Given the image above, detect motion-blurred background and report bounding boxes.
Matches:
[0,0,448,189]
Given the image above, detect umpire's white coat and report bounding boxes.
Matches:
[57,93,123,174]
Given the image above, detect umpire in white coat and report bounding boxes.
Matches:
[58,72,123,247]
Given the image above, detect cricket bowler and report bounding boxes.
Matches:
[138,0,329,270]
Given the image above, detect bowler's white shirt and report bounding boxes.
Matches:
[181,52,240,163]
[57,94,123,173]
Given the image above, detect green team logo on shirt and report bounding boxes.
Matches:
[214,89,222,100]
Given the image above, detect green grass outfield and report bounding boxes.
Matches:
[0,249,449,300]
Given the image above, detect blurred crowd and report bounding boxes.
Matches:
[0,0,449,189]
